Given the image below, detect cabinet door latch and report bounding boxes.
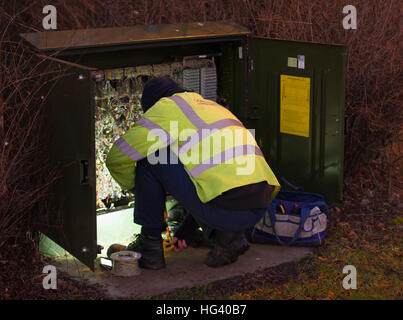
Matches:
[80,160,89,184]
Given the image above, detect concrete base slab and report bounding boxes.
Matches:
[52,244,313,299]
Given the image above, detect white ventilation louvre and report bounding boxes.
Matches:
[201,67,217,101]
[183,66,217,102]
[183,68,201,94]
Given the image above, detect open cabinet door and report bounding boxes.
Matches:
[44,60,97,269]
[248,37,346,203]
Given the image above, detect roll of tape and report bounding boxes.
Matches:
[110,251,141,277]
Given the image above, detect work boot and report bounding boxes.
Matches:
[126,233,166,270]
[205,231,241,268]
[232,231,250,255]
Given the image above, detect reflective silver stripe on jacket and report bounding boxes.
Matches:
[189,145,263,178]
[136,117,174,146]
[168,96,246,154]
[167,95,264,177]
[178,118,244,155]
[168,95,207,129]
[114,137,145,161]
[114,116,173,161]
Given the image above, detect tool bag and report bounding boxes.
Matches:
[247,180,329,247]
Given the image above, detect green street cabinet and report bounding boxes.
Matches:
[20,21,346,269]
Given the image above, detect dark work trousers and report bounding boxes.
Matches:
[133,147,266,238]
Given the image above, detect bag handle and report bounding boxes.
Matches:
[268,202,311,245]
[279,177,304,192]
[313,201,330,218]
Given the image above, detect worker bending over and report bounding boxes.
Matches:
[106,77,280,269]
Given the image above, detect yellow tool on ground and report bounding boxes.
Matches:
[163,239,175,251]
[163,208,176,251]
[279,204,285,214]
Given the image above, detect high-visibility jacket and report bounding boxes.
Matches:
[106,92,280,203]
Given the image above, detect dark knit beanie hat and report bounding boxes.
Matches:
[140,77,185,112]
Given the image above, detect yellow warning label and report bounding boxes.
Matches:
[280,75,311,138]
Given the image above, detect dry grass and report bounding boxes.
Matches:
[0,0,401,252]
[0,39,60,245]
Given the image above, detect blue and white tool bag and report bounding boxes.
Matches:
[247,187,329,247]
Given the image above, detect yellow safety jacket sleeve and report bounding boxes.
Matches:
[105,142,136,191]
[105,123,166,190]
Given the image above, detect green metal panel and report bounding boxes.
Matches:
[65,41,224,70]
[249,37,346,204]
[20,21,249,52]
[218,42,247,121]
[45,62,97,269]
